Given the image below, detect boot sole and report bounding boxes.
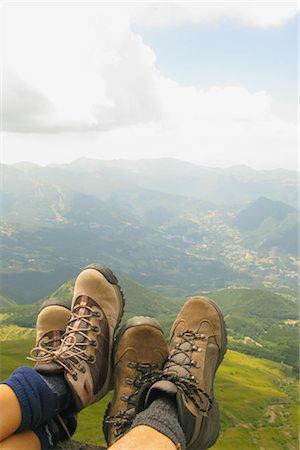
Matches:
[201,296,227,367]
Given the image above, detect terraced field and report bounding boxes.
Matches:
[0,331,298,449]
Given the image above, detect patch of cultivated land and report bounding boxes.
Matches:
[0,331,298,449]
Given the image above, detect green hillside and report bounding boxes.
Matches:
[0,302,40,328]
[209,288,299,372]
[0,295,16,310]
[0,283,298,373]
[0,333,297,449]
[209,288,297,320]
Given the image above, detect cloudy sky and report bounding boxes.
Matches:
[1,1,299,169]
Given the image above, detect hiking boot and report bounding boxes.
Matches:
[31,263,125,413]
[30,297,77,440]
[32,297,72,373]
[136,296,227,450]
[103,316,169,446]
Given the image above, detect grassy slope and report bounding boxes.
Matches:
[208,288,299,372]
[0,333,298,449]
[0,295,16,309]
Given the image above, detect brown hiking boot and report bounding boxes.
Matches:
[136,296,227,450]
[32,297,72,372]
[29,297,78,440]
[30,263,125,413]
[103,316,169,446]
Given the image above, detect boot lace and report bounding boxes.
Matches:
[141,330,212,415]
[105,362,158,439]
[28,296,102,380]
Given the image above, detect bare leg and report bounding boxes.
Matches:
[0,431,41,450]
[108,425,178,450]
[0,385,22,441]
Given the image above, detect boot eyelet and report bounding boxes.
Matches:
[72,372,78,381]
[94,311,103,318]
[125,378,133,385]
[91,325,100,332]
[120,395,128,401]
[128,362,136,368]
[197,347,202,352]
[88,355,95,362]
[90,340,97,347]
[80,366,86,374]
[200,334,205,339]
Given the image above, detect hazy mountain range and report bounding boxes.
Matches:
[1,158,298,302]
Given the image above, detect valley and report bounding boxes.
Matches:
[0,158,298,449]
[1,159,298,301]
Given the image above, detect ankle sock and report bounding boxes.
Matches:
[1,366,72,431]
[131,394,186,450]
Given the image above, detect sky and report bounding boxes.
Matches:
[1,1,299,170]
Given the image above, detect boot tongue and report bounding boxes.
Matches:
[35,361,64,374]
[65,296,91,344]
[165,338,193,377]
[145,380,178,407]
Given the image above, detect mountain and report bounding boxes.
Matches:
[56,158,298,207]
[9,158,299,207]
[233,196,297,231]
[232,197,298,256]
[1,160,298,302]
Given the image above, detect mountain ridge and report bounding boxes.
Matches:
[233,196,297,231]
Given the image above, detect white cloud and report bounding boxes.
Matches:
[2,3,162,132]
[1,2,298,170]
[128,2,299,28]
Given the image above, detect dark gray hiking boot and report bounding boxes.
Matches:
[30,263,125,413]
[103,316,169,446]
[136,296,227,450]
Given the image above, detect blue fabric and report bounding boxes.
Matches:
[34,423,56,450]
[1,366,61,431]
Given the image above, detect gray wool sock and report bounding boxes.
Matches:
[131,395,186,450]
